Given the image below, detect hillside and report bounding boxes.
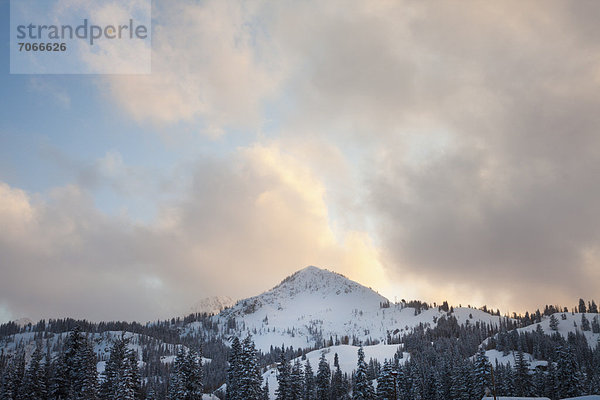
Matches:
[183,266,506,352]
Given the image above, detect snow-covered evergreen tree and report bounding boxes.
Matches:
[315,353,330,400]
[239,336,263,400]
[353,346,375,400]
[226,337,242,400]
[376,361,395,400]
[304,359,315,400]
[549,314,559,331]
[582,313,591,331]
[100,335,139,400]
[275,352,291,400]
[473,347,490,398]
[513,348,530,396]
[331,353,346,399]
[23,344,47,400]
[289,359,304,400]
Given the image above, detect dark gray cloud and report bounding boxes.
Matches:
[264,1,600,310]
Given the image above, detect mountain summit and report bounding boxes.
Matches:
[204,266,503,352]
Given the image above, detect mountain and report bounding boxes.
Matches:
[1,265,598,400]
[189,295,235,315]
[183,266,507,352]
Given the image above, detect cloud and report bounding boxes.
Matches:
[94,0,282,133]
[28,78,71,108]
[192,0,600,312]
[5,0,600,320]
[0,145,386,322]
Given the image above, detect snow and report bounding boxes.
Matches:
[189,296,235,316]
[192,266,507,352]
[518,312,599,348]
[160,355,212,365]
[262,343,409,399]
[479,349,547,369]
[482,398,550,400]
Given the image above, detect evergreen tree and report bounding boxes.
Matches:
[289,359,304,400]
[23,344,47,400]
[473,348,490,398]
[239,336,263,400]
[304,360,315,400]
[168,349,186,400]
[315,353,330,400]
[185,349,204,400]
[376,361,395,400]
[353,346,375,400]
[100,335,139,400]
[513,349,530,396]
[263,381,270,400]
[555,344,583,398]
[226,337,242,400]
[2,350,25,400]
[579,299,587,313]
[581,314,591,331]
[330,353,345,400]
[275,352,290,400]
[549,314,559,331]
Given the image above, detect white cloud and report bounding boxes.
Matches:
[0,144,386,322]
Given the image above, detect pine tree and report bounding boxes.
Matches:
[592,316,600,334]
[513,349,530,396]
[23,344,47,400]
[168,349,186,400]
[590,300,598,313]
[289,359,304,400]
[79,339,99,400]
[240,336,263,400]
[3,350,25,400]
[100,335,139,400]
[263,381,270,400]
[275,352,291,400]
[184,349,204,400]
[353,346,375,400]
[226,337,242,400]
[331,353,345,400]
[304,359,315,400]
[101,336,127,399]
[549,314,559,331]
[315,353,330,400]
[582,314,591,331]
[473,348,490,398]
[376,361,395,400]
[555,344,583,398]
[579,299,587,313]
[51,351,70,400]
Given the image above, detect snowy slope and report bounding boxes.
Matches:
[0,329,200,375]
[518,312,599,348]
[188,266,507,352]
[478,349,547,370]
[482,398,550,400]
[189,296,235,315]
[261,343,410,399]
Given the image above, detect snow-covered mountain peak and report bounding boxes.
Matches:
[190,296,235,315]
[267,266,381,300]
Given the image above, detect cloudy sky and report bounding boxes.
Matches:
[1,0,599,323]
